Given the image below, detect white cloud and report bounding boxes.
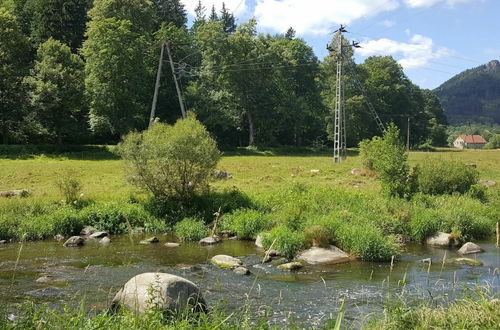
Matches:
[404,0,476,8]
[380,20,395,28]
[182,0,248,17]
[254,0,399,36]
[356,34,453,69]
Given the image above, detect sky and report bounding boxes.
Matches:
[180,0,500,89]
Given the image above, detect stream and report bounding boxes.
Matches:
[0,235,499,327]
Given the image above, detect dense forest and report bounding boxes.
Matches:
[0,0,448,147]
[435,59,500,125]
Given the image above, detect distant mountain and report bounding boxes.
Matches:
[434,60,500,125]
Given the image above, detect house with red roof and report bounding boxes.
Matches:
[453,135,487,149]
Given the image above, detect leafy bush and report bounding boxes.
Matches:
[222,209,270,240]
[417,160,478,195]
[117,115,220,201]
[359,124,417,198]
[261,225,305,259]
[55,170,83,204]
[409,208,440,241]
[80,202,156,234]
[174,217,208,242]
[303,225,331,247]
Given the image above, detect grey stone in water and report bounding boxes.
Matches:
[100,237,111,245]
[211,255,242,268]
[89,231,108,239]
[233,267,250,275]
[219,230,236,238]
[164,242,180,247]
[297,246,351,265]
[270,257,289,266]
[278,262,303,271]
[80,226,97,236]
[63,236,84,247]
[35,275,65,283]
[420,258,432,264]
[111,272,206,314]
[199,236,220,246]
[26,286,62,297]
[140,237,159,245]
[0,240,7,244]
[425,232,458,247]
[255,234,264,248]
[53,234,65,241]
[458,242,484,255]
[213,170,232,180]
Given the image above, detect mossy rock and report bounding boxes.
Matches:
[278,261,303,271]
[447,257,483,266]
[211,255,242,268]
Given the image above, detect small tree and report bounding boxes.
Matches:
[117,115,220,201]
[359,124,417,198]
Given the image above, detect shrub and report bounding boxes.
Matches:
[409,208,440,241]
[117,115,221,201]
[261,225,305,259]
[222,209,270,240]
[417,160,478,195]
[467,184,487,202]
[174,217,208,242]
[359,124,416,198]
[80,202,156,234]
[55,170,83,204]
[303,225,330,247]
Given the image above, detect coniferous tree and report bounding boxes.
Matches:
[191,0,206,32]
[209,5,218,21]
[152,0,187,29]
[285,27,296,40]
[220,2,236,33]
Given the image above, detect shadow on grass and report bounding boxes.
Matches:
[0,144,120,160]
[222,146,360,157]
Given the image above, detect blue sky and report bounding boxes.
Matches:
[182,0,499,89]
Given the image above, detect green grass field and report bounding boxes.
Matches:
[1,147,498,199]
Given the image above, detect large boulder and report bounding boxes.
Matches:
[297,246,351,265]
[426,232,458,247]
[63,236,84,247]
[255,235,264,248]
[111,273,206,314]
[278,262,303,271]
[211,255,242,268]
[458,242,484,255]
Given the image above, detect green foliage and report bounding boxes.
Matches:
[152,0,187,29]
[408,208,440,241]
[303,225,330,247]
[416,160,478,195]
[24,38,86,143]
[174,217,208,241]
[222,209,270,240]
[80,202,156,234]
[55,170,83,204]
[16,207,85,240]
[261,225,305,259]
[360,124,416,198]
[117,116,221,201]
[484,133,500,149]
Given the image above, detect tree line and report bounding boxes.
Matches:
[0,0,448,147]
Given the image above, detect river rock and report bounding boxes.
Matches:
[447,257,483,266]
[140,237,159,245]
[297,246,350,265]
[425,232,458,247]
[278,262,303,271]
[89,231,108,239]
[164,242,180,248]
[420,258,432,264]
[199,236,220,246]
[219,230,236,239]
[0,240,7,244]
[211,255,242,268]
[53,234,65,241]
[63,236,84,247]
[233,267,250,275]
[458,242,484,255]
[111,273,206,314]
[100,237,111,245]
[255,234,264,248]
[80,226,97,236]
[35,274,65,283]
[270,257,289,266]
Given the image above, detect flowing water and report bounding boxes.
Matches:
[0,235,499,327]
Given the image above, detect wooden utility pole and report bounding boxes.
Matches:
[149,42,165,127]
[165,41,187,119]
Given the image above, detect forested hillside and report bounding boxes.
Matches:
[435,60,500,125]
[0,0,448,147]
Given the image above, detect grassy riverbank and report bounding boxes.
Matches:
[0,146,499,261]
